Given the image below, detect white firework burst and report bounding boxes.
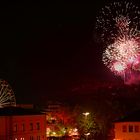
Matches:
[102,38,140,74]
[95,1,140,45]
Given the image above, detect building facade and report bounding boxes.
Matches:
[0,107,46,140]
[114,122,140,140]
[114,110,140,140]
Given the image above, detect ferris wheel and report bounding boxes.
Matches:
[0,79,16,108]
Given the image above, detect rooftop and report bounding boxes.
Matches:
[0,106,45,116]
[114,110,140,122]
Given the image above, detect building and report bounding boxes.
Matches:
[44,101,63,113]
[16,104,34,109]
[114,110,140,140]
[0,107,46,140]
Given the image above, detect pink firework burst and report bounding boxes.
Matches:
[102,38,140,77]
[113,62,126,74]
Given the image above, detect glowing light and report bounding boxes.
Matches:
[84,133,90,136]
[68,128,79,136]
[52,132,56,135]
[82,112,90,117]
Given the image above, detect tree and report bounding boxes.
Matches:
[76,111,100,139]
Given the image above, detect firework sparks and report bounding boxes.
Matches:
[113,62,126,73]
[95,1,140,45]
[103,38,140,68]
[96,1,140,83]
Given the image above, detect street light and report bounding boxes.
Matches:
[82,112,89,116]
[84,132,90,140]
[82,112,89,119]
[82,112,90,140]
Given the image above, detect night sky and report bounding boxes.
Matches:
[1,1,140,105]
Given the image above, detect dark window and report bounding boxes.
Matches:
[13,124,17,132]
[129,125,133,132]
[135,125,139,132]
[37,136,40,140]
[22,124,25,131]
[122,125,127,132]
[30,136,33,140]
[30,123,33,131]
[36,122,40,130]
[52,119,56,124]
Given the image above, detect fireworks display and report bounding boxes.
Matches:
[102,39,140,74]
[96,1,140,84]
[96,1,140,44]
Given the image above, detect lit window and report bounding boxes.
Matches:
[129,125,133,132]
[122,125,127,132]
[30,123,33,131]
[135,125,139,132]
[36,122,40,130]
